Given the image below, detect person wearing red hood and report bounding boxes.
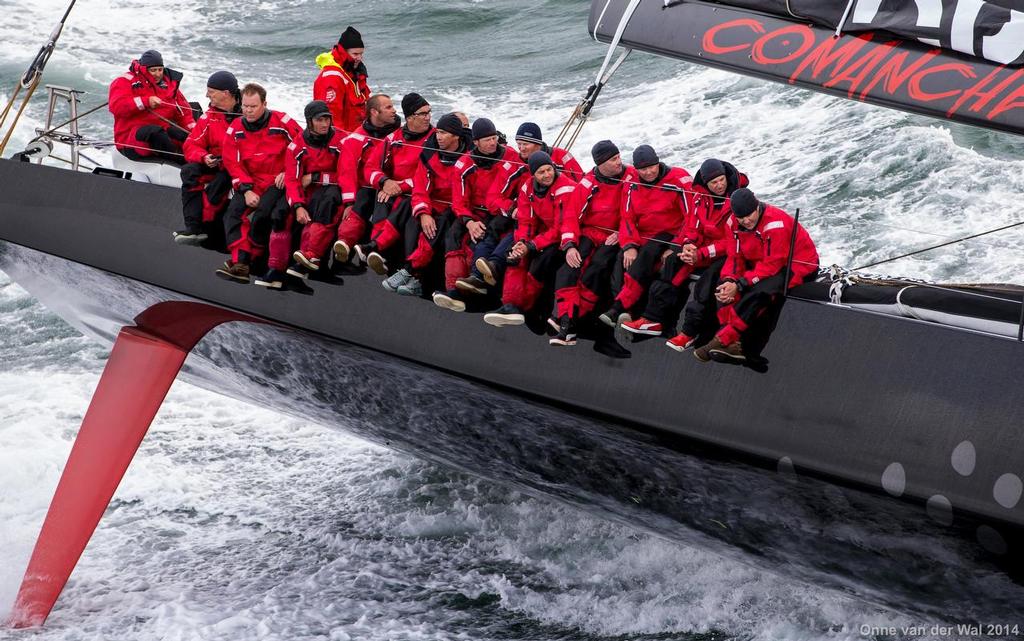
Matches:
[597,145,693,328]
[246,100,345,289]
[108,49,195,164]
[380,112,471,297]
[548,140,628,347]
[620,158,749,345]
[693,188,819,363]
[331,94,401,267]
[215,83,302,283]
[174,70,240,246]
[431,117,520,312]
[483,151,578,328]
[355,92,434,276]
[313,26,370,136]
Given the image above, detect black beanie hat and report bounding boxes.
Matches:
[207,70,238,92]
[471,118,497,140]
[338,26,364,50]
[700,158,726,182]
[515,122,543,145]
[138,50,163,68]
[528,151,554,175]
[401,92,429,117]
[436,113,464,136]
[591,140,619,166]
[304,100,332,123]
[632,145,659,169]
[730,188,760,217]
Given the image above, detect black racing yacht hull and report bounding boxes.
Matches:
[1,158,1023,621]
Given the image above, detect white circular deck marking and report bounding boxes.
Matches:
[777,456,796,476]
[926,495,953,526]
[881,462,906,497]
[976,526,1008,555]
[993,473,1022,509]
[950,441,975,476]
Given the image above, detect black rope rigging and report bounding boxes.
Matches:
[854,219,1024,271]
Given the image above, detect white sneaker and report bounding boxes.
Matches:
[433,292,466,312]
[332,240,350,264]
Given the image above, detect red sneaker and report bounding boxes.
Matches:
[665,333,695,352]
[621,317,663,336]
[292,250,320,271]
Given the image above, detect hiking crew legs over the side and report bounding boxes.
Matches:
[113,29,825,365]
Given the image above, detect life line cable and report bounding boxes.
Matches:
[0,0,77,155]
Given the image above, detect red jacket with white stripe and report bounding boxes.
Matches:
[108,62,195,157]
[620,164,693,250]
[672,162,749,267]
[222,110,302,194]
[183,106,237,164]
[721,204,819,289]
[451,144,520,222]
[560,168,626,248]
[365,126,435,196]
[485,145,583,214]
[337,117,400,206]
[312,45,370,135]
[285,128,346,210]
[514,172,579,253]
[411,134,469,217]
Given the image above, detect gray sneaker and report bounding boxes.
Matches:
[396,278,422,297]
[382,268,413,292]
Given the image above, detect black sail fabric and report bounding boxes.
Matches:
[714,0,1024,65]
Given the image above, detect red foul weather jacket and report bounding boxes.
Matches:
[108,61,195,157]
[560,168,626,248]
[313,45,370,135]
[485,145,583,214]
[619,164,693,250]
[183,106,237,164]
[411,135,470,217]
[285,128,346,210]
[721,204,819,289]
[451,144,521,222]
[672,162,750,267]
[337,117,401,206]
[365,126,435,196]
[222,110,302,194]
[514,172,579,253]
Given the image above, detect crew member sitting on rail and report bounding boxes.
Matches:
[215,83,302,283]
[108,50,195,165]
[483,151,578,327]
[433,117,520,311]
[381,113,471,297]
[597,145,692,328]
[332,94,401,266]
[313,26,369,136]
[252,100,345,289]
[693,188,819,363]
[621,158,747,345]
[470,123,585,292]
[355,92,434,276]
[175,71,240,246]
[549,140,627,346]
